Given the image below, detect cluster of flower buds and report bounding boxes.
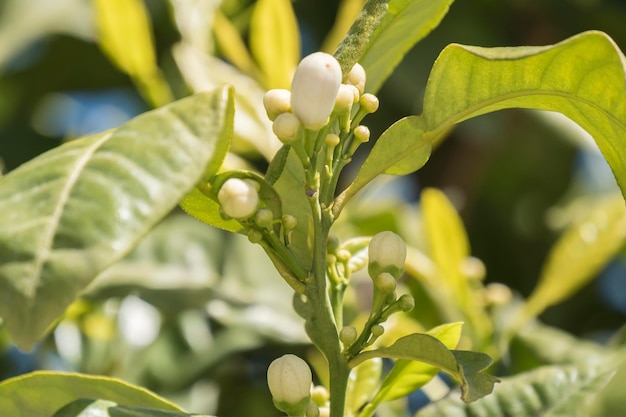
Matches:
[263,52,379,161]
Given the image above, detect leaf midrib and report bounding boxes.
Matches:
[28,132,114,298]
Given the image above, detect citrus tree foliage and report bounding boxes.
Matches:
[1,0,626,416]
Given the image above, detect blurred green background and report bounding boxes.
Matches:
[1,0,626,415]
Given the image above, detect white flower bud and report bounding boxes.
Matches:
[263,89,291,120]
[267,354,312,404]
[344,63,366,94]
[272,112,302,144]
[291,52,342,130]
[217,178,259,219]
[334,84,358,113]
[359,93,379,113]
[339,325,358,345]
[368,231,406,279]
[324,133,340,147]
[353,125,370,143]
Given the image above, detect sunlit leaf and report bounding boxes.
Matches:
[0,88,233,348]
[347,357,382,413]
[422,31,626,201]
[359,0,454,93]
[53,399,213,417]
[249,0,300,89]
[321,0,365,54]
[415,364,614,417]
[0,371,183,417]
[350,333,499,403]
[519,195,626,325]
[421,188,491,346]
[93,0,172,106]
[369,323,462,408]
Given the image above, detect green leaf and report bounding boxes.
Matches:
[370,323,462,407]
[421,188,491,346]
[0,371,183,417]
[358,323,462,417]
[415,364,615,417]
[347,357,383,413]
[519,195,626,326]
[249,0,300,89]
[359,0,454,93]
[179,187,242,233]
[422,31,626,201]
[53,399,213,417]
[93,0,172,106]
[333,116,431,216]
[350,333,499,403]
[0,88,234,349]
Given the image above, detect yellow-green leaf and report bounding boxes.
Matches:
[249,0,300,89]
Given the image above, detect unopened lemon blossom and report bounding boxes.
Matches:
[217,178,259,220]
[267,354,312,415]
[290,52,342,130]
[368,231,407,279]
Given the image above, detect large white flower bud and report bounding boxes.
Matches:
[291,52,342,130]
[368,231,407,279]
[267,354,312,414]
[217,178,259,220]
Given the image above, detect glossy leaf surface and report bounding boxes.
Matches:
[423,31,626,200]
[415,364,614,417]
[53,399,212,417]
[350,333,499,402]
[249,0,300,89]
[0,371,183,417]
[360,323,462,416]
[0,88,233,348]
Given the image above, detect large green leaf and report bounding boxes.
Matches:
[358,323,462,417]
[518,195,626,326]
[53,399,212,417]
[350,333,499,403]
[422,31,626,200]
[415,364,615,417]
[359,0,454,93]
[333,116,431,216]
[0,88,234,349]
[249,0,300,89]
[0,371,183,417]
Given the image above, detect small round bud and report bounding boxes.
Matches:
[291,52,342,130]
[310,385,329,406]
[318,407,330,417]
[267,354,312,405]
[460,256,487,281]
[247,229,264,244]
[336,249,351,263]
[359,93,379,113]
[353,125,370,143]
[371,324,385,338]
[368,231,406,279]
[397,294,415,312]
[327,232,340,253]
[339,326,358,345]
[324,133,340,147]
[306,401,320,417]
[263,89,291,120]
[282,214,298,231]
[374,272,396,294]
[345,63,366,94]
[272,112,302,144]
[334,84,358,113]
[217,178,259,219]
[254,208,274,229]
[484,283,513,306]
